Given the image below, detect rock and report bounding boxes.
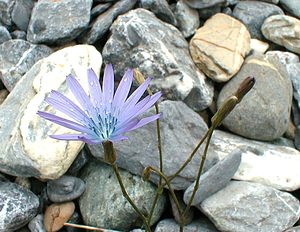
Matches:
[286,63,300,112]
[190,13,251,82]
[44,202,75,232]
[184,150,241,205]
[200,181,300,232]
[286,226,300,232]
[11,0,34,31]
[88,100,219,190]
[47,175,85,203]
[0,0,15,27]
[217,55,293,141]
[11,30,27,40]
[28,214,46,232]
[250,39,269,54]
[154,218,219,232]
[210,130,300,191]
[280,0,300,18]
[79,0,137,44]
[295,126,300,150]
[91,3,112,19]
[103,8,213,111]
[65,211,81,232]
[232,1,283,39]
[173,0,199,38]
[0,181,39,232]
[139,0,177,26]
[27,0,93,44]
[0,39,53,91]
[0,25,11,44]
[265,50,300,65]
[183,0,227,9]
[262,15,300,55]
[169,191,193,225]
[199,6,222,20]
[67,147,90,176]
[79,161,167,231]
[0,45,102,179]
[0,89,9,105]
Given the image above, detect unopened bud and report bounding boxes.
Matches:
[134,68,153,95]
[142,167,152,181]
[102,141,116,164]
[235,76,255,103]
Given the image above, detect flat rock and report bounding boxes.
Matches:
[0,181,39,232]
[280,0,300,18]
[262,15,300,54]
[79,161,167,231]
[232,1,283,39]
[103,8,213,111]
[27,0,92,44]
[217,54,293,141]
[28,214,46,232]
[0,45,102,179]
[183,150,241,205]
[173,0,199,38]
[79,0,137,44]
[0,39,53,91]
[183,0,226,9]
[190,13,251,82]
[88,100,219,190]
[200,181,300,232]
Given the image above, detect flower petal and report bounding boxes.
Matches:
[50,134,81,141]
[127,114,161,132]
[87,68,102,108]
[102,64,115,111]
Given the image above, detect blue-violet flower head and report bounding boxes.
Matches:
[37,64,162,144]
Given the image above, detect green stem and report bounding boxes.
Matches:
[111,163,152,232]
[155,103,163,185]
[183,129,214,216]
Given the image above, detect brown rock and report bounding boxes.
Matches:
[44,202,75,232]
[190,13,251,82]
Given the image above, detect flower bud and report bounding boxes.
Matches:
[235,76,255,103]
[102,141,116,164]
[142,167,152,181]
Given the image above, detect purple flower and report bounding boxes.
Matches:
[37,64,162,144]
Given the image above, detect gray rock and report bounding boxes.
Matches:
[47,175,85,203]
[88,100,219,190]
[79,161,167,231]
[280,0,300,18]
[200,181,300,232]
[27,0,92,44]
[11,0,34,31]
[154,218,219,232]
[286,225,300,232]
[28,214,46,232]
[184,150,241,205]
[65,211,82,232]
[91,3,112,19]
[232,1,284,39]
[198,6,222,20]
[183,0,226,9]
[169,191,193,225]
[0,0,15,27]
[10,30,27,40]
[79,0,137,44]
[0,182,39,232]
[67,147,90,176]
[102,9,213,111]
[0,39,53,91]
[295,126,300,150]
[262,15,300,55]
[217,54,293,141]
[173,0,199,38]
[139,0,177,26]
[287,63,300,112]
[0,25,11,44]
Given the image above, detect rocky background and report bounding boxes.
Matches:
[0,0,300,231]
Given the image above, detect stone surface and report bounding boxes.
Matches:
[103,8,213,111]
[183,0,227,9]
[250,39,269,54]
[0,181,39,232]
[11,0,34,31]
[0,39,53,91]
[232,1,283,39]
[0,25,11,44]
[173,0,199,38]
[79,0,137,44]
[0,0,15,27]
[262,15,300,54]
[79,161,167,231]
[11,30,27,40]
[287,63,300,114]
[286,225,300,232]
[88,100,219,190]
[217,55,293,141]
[190,13,251,82]
[0,45,102,179]
[90,3,112,19]
[184,150,241,205]
[44,202,75,232]
[66,147,90,175]
[28,214,46,232]
[200,181,300,232]
[210,130,300,191]
[280,0,300,18]
[155,218,219,232]
[27,0,93,44]
[47,175,85,203]
[139,0,177,26]
[0,89,8,105]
